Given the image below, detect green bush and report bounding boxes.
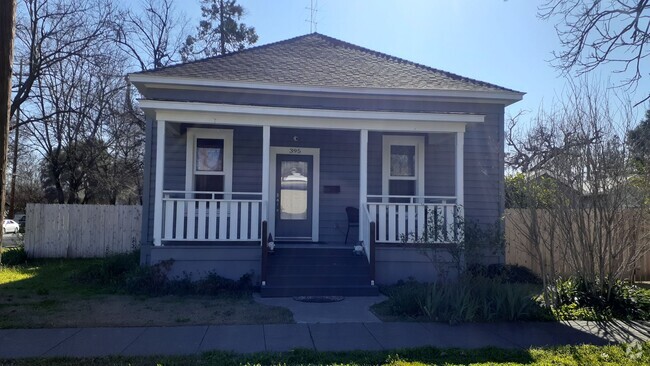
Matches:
[467,263,541,284]
[550,277,650,320]
[0,246,27,266]
[379,277,549,323]
[73,251,140,289]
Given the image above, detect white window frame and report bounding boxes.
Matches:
[382,135,425,201]
[185,128,233,197]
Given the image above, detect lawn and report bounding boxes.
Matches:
[1,344,649,365]
[0,257,293,328]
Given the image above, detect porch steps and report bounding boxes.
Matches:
[260,247,379,297]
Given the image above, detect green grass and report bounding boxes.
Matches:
[0,257,293,328]
[2,344,649,365]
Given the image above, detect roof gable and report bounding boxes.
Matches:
[135,33,519,94]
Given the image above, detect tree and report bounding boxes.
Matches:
[181,0,258,61]
[506,80,650,308]
[1,0,17,266]
[112,0,187,71]
[628,109,650,171]
[11,0,115,122]
[539,0,650,104]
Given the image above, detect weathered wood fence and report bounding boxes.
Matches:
[505,208,650,281]
[25,204,142,258]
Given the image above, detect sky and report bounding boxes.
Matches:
[179,0,650,124]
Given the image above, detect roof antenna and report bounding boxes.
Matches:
[306,0,318,33]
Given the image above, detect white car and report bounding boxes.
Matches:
[3,219,19,234]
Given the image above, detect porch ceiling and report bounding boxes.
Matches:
[139,100,483,133]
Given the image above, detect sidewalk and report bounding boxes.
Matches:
[1,321,649,359]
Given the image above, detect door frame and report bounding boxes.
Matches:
[269,147,320,242]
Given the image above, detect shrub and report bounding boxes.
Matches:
[550,277,650,320]
[467,263,541,284]
[0,246,27,266]
[378,277,549,323]
[73,251,139,289]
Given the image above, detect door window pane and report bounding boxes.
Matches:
[195,175,224,199]
[390,145,415,177]
[389,180,415,202]
[196,139,224,172]
[280,161,308,220]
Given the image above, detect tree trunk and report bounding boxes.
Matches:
[0,0,17,266]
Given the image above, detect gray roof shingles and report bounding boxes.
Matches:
[136,33,518,93]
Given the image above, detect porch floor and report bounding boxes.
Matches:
[261,246,378,297]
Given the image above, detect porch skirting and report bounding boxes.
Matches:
[375,246,459,284]
[142,245,261,284]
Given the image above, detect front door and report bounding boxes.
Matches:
[275,154,313,240]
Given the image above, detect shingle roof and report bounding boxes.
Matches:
[136,33,518,93]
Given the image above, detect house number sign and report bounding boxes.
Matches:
[289,148,302,154]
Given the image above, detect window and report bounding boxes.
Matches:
[382,136,424,202]
[185,129,233,199]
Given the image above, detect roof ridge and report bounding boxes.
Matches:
[309,33,518,93]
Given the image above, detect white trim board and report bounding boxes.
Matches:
[269,147,320,243]
[138,100,479,133]
[184,128,234,196]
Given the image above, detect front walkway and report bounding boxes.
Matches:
[1,321,649,359]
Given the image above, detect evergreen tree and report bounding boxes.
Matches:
[181,0,257,61]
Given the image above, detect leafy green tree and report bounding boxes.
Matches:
[181,0,258,61]
[628,109,650,172]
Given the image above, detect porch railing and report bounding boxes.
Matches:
[162,191,264,242]
[366,195,461,244]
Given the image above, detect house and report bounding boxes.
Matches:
[129,33,523,296]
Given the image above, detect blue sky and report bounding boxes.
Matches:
[179,0,650,121]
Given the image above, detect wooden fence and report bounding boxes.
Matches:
[505,208,650,281]
[25,204,142,258]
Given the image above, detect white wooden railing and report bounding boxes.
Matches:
[366,195,461,244]
[162,191,263,242]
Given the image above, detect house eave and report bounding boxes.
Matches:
[128,74,525,106]
[138,100,483,133]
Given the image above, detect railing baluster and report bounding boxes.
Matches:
[229,201,239,240]
[240,202,249,240]
[378,204,387,242]
[186,200,196,240]
[250,202,259,240]
[416,205,425,241]
[164,200,174,240]
[174,201,184,240]
[218,201,227,240]
[397,204,406,242]
[197,201,206,240]
[388,204,396,242]
[208,201,217,240]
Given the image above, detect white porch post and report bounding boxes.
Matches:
[153,120,166,246]
[455,131,465,210]
[359,129,368,242]
[261,125,270,222]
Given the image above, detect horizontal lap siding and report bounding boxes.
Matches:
[271,128,360,244]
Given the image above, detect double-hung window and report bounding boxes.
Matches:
[382,135,424,203]
[185,128,233,199]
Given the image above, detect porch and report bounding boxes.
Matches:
[142,101,481,289]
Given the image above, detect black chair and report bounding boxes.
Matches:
[345,206,359,244]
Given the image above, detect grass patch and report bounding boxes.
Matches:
[2,343,649,365]
[0,253,293,328]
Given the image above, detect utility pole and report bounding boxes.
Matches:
[0,0,17,266]
[8,60,22,219]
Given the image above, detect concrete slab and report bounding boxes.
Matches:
[254,295,385,323]
[559,321,647,344]
[364,322,437,349]
[44,327,146,357]
[199,325,265,354]
[420,323,517,349]
[309,323,382,351]
[121,326,207,356]
[0,328,80,359]
[264,324,314,352]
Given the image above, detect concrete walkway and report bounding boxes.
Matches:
[1,321,649,359]
[254,294,386,323]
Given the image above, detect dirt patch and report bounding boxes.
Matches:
[0,294,294,328]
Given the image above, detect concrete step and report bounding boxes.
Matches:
[268,264,369,276]
[266,274,371,287]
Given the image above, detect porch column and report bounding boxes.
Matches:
[153,120,166,246]
[455,131,464,208]
[261,125,270,222]
[359,129,368,242]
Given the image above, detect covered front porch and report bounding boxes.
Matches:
[144,101,476,250]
